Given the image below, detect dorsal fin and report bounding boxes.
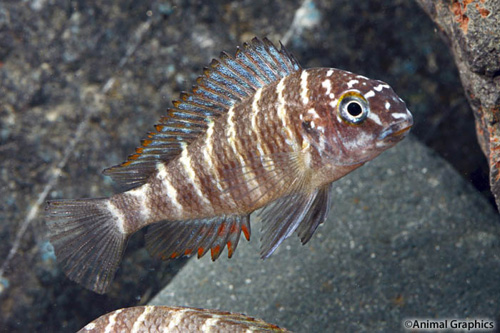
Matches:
[103,37,302,189]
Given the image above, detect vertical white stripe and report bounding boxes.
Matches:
[131,306,154,333]
[104,309,122,333]
[127,184,151,219]
[105,201,126,234]
[251,88,263,133]
[227,105,236,144]
[166,309,189,331]
[179,143,211,206]
[156,162,183,213]
[300,70,309,104]
[277,77,300,150]
[250,88,268,157]
[201,317,221,332]
[203,119,225,193]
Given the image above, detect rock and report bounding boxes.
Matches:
[151,137,500,332]
[415,0,500,210]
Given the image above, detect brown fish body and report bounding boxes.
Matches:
[79,306,289,333]
[46,38,413,293]
[113,67,402,226]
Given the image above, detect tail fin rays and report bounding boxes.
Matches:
[45,198,128,294]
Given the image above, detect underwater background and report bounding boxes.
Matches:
[0,0,498,332]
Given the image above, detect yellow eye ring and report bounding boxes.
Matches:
[337,91,369,125]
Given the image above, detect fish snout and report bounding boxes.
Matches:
[378,111,413,142]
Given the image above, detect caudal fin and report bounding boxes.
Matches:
[45,198,128,294]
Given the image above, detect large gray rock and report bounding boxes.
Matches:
[151,137,500,332]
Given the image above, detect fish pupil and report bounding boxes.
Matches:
[347,101,363,117]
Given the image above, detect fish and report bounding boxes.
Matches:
[45,37,413,294]
[78,305,289,332]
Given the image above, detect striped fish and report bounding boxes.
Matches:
[46,37,413,294]
[78,306,288,332]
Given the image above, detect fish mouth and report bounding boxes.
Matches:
[378,119,413,142]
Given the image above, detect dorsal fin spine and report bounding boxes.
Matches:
[248,41,280,82]
[206,70,253,98]
[242,43,275,84]
[211,58,257,92]
[172,101,225,117]
[231,51,268,87]
[200,76,245,101]
[103,37,302,189]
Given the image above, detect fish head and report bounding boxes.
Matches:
[300,68,413,167]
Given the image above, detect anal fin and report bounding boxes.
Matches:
[145,215,251,261]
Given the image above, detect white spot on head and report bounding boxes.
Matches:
[368,112,382,126]
[329,93,335,99]
[374,83,391,92]
[346,79,359,89]
[300,70,309,105]
[327,69,334,77]
[356,74,369,80]
[364,90,376,99]
[391,112,408,120]
[321,79,332,95]
[385,101,391,110]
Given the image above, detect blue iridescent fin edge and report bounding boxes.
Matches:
[103,37,302,189]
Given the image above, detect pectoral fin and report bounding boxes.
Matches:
[258,184,332,259]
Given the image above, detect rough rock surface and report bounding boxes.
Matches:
[0,0,496,332]
[151,138,500,332]
[416,0,500,209]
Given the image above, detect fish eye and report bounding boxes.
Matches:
[338,92,369,125]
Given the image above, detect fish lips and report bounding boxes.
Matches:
[378,118,413,143]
